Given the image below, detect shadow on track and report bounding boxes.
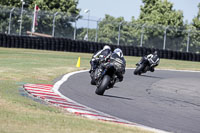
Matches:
[139,74,163,79]
[103,94,133,100]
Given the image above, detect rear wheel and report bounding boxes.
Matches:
[95,75,110,95]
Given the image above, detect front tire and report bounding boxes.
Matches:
[91,79,96,85]
[134,64,144,75]
[90,69,98,85]
[95,75,110,95]
[90,71,96,85]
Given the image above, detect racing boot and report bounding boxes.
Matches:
[150,67,155,72]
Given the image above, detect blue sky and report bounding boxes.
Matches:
[77,0,200,23]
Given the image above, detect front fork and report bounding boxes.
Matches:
[96,69,106,87]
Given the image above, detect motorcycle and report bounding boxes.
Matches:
[90,54,110,85]
[134,55,160,75]
[93,56,125,95]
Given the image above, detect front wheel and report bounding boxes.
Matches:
[95,75,110,95]
[90,71,96,85]
[90,69,99,85]
[134,64,145,75]
[91,79,96,85]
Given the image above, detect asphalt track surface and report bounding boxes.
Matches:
[58,69,200,133]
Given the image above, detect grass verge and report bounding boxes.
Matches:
[0,47,199,133]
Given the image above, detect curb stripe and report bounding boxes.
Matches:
[25,86,51,90]
[42,96,68,101]
[26,91,60,97]
[25,88,55,93]
[24,84,52,89]
[46,99,75,104]
[48,101,87,108]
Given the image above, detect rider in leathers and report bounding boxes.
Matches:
[137,51,159,72]
[111,48,126,81]
[89,45,112,73]
[100,48,126,82]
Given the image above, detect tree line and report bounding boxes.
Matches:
[0,0,199,53]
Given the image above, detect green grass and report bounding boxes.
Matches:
[0,47,199,133]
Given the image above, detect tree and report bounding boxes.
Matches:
[193,3,200,29]
[140,0,183,26]
[97,15,123,44]
[76,15,142,46]
[97,14,138,45]
[0,0,80,36]
[138,0,184,50]
[0,0,26,7]
[190,3,200,53]
[120,17,140,46]
[0,0,79,15]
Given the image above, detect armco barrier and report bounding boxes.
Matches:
[0,33,199,62]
